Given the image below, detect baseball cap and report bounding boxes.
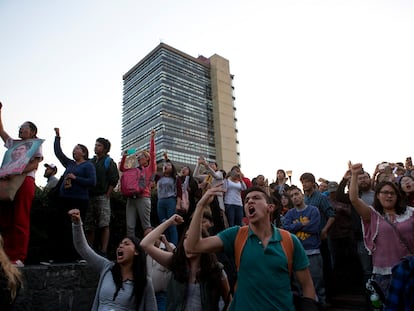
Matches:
[327,181,339,193]
[44,163,57,172]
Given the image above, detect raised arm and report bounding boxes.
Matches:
[193,156,207,182]
[186,185,224,254]
[68,209,107,268]
[349,163,371,222]
[140,215,183,268]
[0,102,11,143]
[53,128,72,167]
[149,129,156,173]
[119,151,128,172]
[336,170,351,204]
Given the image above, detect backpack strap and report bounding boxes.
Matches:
[104,156,111,171]
[234,226,249,271]
[279,228,294,275]
[234,226,294,275]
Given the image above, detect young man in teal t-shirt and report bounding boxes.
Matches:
[186,185,316,311]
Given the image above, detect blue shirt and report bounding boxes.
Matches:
[304,191,335,231]
[385,255,414,311]
[282,205,321,252]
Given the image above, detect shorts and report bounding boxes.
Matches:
[84,195,111,231]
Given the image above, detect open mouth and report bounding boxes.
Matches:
[248,206,256,216]
[117,250,124,258]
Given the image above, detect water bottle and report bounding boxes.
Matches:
[370,292,382,310]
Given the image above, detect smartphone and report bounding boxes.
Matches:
[407,157,412,168]
[127,148,137,155]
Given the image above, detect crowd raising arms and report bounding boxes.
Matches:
[3,96,414,310]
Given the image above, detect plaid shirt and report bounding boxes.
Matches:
[385,255,414,311]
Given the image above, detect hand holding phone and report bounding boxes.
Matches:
[406,157,413,169]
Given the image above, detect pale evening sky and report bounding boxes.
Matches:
[1,0,413,187]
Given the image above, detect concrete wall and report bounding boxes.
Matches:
[14,263,99,311]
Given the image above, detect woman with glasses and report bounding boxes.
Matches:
[349,162,414,300]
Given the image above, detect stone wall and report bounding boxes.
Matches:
[14,263,99,311]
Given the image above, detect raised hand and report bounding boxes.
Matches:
[68,209,81,224]
[167,214,184,226]
[198,183,225,207]
[350,163,364,176]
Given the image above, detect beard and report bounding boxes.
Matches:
[359,182,371,192]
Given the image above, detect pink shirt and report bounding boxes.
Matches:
[363,206,414,275]
[119,134,155,198]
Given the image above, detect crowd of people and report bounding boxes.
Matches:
[1,99,414,310]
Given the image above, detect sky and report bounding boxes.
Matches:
[1,0,413,188]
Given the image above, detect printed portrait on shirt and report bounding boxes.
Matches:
[0,139,44,178]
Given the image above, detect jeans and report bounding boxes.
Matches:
[225,204,243,226]
[357,240,373,284]
[308,253,327,305]
[156,291,167,311]
[157,197,178,245]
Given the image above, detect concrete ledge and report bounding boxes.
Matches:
[14,263,99,311]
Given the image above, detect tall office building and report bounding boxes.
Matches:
[122,43,239,171]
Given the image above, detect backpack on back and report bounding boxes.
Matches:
[233,226,294,292]
[120,167,146,197]
[234,225,294,274]
[233,226,325,311]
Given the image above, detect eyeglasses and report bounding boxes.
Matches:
[19,125,30,130]
[379,191,397,197]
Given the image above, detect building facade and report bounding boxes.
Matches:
[122,43,239,172]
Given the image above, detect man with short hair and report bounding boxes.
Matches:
[284,185,326,305]
[86,137,119,256]
[43,163,59,190]
[186,185,316,311]
[300,172,335,303]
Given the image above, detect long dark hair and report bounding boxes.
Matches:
[398,175,414,206]
[169,228,222,285]
[77,144,89,160]
[373,181,405,215]
[111,236,147,310]
[163,159,177,178]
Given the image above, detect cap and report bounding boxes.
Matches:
[327,181,339,193]
[44,163,57,171]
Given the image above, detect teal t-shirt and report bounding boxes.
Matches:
[218,225,309,311]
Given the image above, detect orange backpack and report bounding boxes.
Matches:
[234,226,294,275]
